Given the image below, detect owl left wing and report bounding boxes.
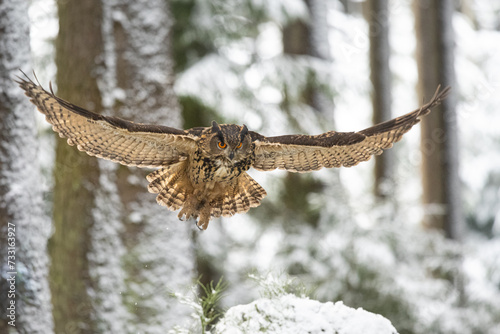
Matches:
[252,86,450,172]
[17,73,199,168]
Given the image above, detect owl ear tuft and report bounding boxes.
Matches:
[211,121,220,133]
[241,124,248,138]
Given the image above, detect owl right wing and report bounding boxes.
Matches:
[17,73,199,168]
[252,86,450,172]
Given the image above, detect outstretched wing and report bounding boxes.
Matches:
[252,86,450,172]
[17,73,199,168]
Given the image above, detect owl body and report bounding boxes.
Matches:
[189,148,253,184]
[147,122,265,229]
[17,73,450,230]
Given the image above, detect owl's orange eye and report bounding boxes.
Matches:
[218,141,227,149]
[236,142,242,149]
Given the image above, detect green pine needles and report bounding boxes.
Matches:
[198,277,228,331]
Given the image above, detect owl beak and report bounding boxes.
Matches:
[228,151,235,160]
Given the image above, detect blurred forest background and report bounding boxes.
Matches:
[1,0,500,333]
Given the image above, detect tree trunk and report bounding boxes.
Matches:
[52,0,194,332]
[414,0,462,239]
[367,0,394,198]
[98,0,194,331]
[50,0,103,332]
[0,0,54,333]
[279,0,349,231]
[283,0,332,115]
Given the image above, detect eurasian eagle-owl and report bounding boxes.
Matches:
[17,73,449,230]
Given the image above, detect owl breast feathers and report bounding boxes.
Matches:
[17,72,450,230]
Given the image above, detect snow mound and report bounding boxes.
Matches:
[213,294,398,334]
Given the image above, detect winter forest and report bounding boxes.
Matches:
[1,0,500,333]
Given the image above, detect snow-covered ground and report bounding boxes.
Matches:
[214,295,397,334]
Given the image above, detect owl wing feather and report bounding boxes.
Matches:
[17,73,199,168]
[252,86,450,172]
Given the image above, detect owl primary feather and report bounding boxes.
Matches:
[17,73,450,230]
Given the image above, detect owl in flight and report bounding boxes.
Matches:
[17,73,449,230]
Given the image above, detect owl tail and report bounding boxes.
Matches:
[215,173,267,218]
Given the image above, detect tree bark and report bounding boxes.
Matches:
[367,0,394,198]
[50,0,103,332]
[98,0,194,331]
[283,0,332,115]
[0,0,54,333]
[414,0,462,239]
[277,0,350,233]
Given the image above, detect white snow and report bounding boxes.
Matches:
[214,295,398,334]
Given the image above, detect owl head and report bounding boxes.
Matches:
[200,121,252,162]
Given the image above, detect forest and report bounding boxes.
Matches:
[1,0,500,333]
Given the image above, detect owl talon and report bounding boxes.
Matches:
[195,207,211,230]
[178,208,194,222]
[195,220,204,230]
[177,211,186,221]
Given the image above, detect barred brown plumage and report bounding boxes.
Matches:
[17,71,450,230]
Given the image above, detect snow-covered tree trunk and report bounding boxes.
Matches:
[306,0,333,116]
[279,0,341,229]
[414,0,462,239]
[97,0,195,331]
[0,1,54,333]
[283,0,332,115]
[367,0,394,199]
